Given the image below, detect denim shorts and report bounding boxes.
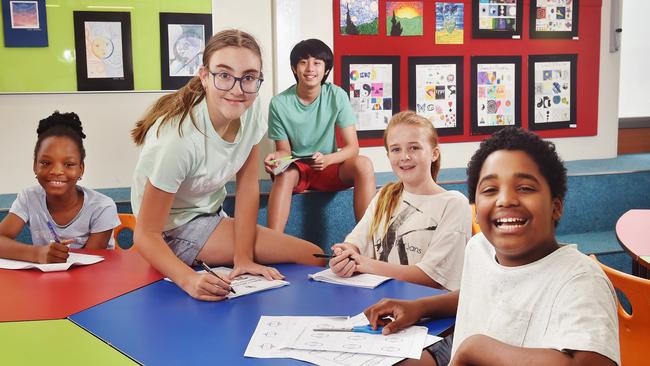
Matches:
[162,209,227,266]
[424,334,453,366]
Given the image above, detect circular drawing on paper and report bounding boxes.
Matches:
[259,343,275,350]
[263,332,277,337]
[267,321,281,327]
[347,335,366,341]
[342,344,362,350]
[91,37,114,60]
[381,346,401,352]
[305,341,324,347]
[311,332,330,339]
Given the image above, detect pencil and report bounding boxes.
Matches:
[46,221,62,244]
[196,260,237,294]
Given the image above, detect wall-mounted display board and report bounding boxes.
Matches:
[0,0,211,92]
[333,0,602,146]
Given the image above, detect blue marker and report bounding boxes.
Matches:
[46,221,62,243]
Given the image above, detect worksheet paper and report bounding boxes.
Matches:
[308,269,392,289]
[165,266,289,299]
[245,313,435,364]
[0,252,104,272]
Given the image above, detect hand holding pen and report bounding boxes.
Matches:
[196,260,236,295]
[36,221,71,264]
[321,243,359,278]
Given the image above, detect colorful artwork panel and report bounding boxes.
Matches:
[1,0,48,47]
[471,56,521,135]
[408,56,464,136]
[435,2,464,44]
[472,0,522,38]
[340,0,379,35]
[528,54,577,130]
[530,0,579,39]
[386,1,423,36]
[341,56,400,139]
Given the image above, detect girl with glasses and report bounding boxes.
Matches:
[130,29,325,301]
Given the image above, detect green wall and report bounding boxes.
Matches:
[0,0,211,92]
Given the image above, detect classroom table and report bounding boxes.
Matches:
[0,319,136,365]
[0,248,163,322]
[616,209,650,278]
[70,264,455,365]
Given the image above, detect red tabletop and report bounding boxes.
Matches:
[0,249,162,322]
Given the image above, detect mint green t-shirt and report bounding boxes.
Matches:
[268,83,356,156]
[131,98,266,231]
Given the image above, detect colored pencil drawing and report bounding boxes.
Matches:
[348,63,393,131]
[415,63,458,129]
[340,0,379,35]
[477,0,518,31]
[167,24,204,77]
[534,0,574,32]
[476,63,516,127]
[386,1,423,36]
[9,1,38,29]
[84,21,124,79]
[435,2,464,44]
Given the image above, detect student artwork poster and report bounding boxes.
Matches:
[84,21,124,78]
[477,0,518,31]
[167,24,205,77]
[476,63,515,127]
[534,0,574,32]
[348,63,393,131]
[414,64,458,129]
[533,61,571,124]
[386,1,423,36]
[340,0,379,35]
[435,2,464,44]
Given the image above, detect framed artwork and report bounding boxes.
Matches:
[160,13,212,90]
[386,1,423,36]
[340,0,379,35]
[530,0,579,39]
[341,56,400,139]
[472,0,523,39]
[470,56,521,135]
[1,0,47,47]
[528,54,577,130]
[435,2,464,45]
[73,11,133,91]
[408,56,464,136]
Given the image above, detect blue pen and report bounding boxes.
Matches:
[312,324,384,334]
[46,221,62,243]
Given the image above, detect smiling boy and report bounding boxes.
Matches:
[364,127,620,366]
[263,39,376,232]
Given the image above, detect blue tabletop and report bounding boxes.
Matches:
[69,264,454,365]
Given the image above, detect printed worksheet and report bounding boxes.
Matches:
[0,252,104,272]
[308,269,391,289]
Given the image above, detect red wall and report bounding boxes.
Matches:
[333,0,602,146]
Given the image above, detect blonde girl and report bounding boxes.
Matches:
[329,111,471,290]
[131,29,324,301]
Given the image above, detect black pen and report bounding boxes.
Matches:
[313,253,335,259]
[196,260,236,294]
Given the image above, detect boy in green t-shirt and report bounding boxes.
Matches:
[264,39,376,232]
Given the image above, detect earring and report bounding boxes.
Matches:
[78,177,82,181]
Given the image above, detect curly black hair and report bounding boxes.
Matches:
[34,111,87,163]
[289,39,333,85]
[466,127,567,204]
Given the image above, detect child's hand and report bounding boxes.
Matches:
[310,152,330,171]
[36,240,71,263]
[364,298,424,335]
[181,272,230,302]
[329,243,357,277]
[230,260,285,281]
[263,152,279,174]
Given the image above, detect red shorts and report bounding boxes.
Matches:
[292,161,352,193]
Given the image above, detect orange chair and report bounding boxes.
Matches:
[113,213,136,250]
[591,255,650,366]
[471,204,481,235]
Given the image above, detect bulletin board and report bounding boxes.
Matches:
[0,0,211,92]
[333,0,602,145]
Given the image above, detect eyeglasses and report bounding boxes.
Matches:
[209,71,264,94]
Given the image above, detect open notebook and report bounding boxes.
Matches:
[272,155,315,175]
[0,252,105,272]
[308,268,392,289]
[165,266,289,299]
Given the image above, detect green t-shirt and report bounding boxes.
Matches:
[268,83,356,156]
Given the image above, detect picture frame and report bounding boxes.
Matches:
[529,0,579,39]
[470,56,521,135]
[73,11,134,91]
[1,0,48,47]
[408,56,464,136]
[472,0,523,39]
[528,54,577,130]
[160,13,212,90]
[340,56,400,139]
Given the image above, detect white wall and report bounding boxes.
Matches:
[0,0,621,194]
[618,0,650,118]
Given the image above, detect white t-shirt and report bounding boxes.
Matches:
[344,189,471,290]
[452,233,620,365]
[10,185,120,249]
[131,97,266,231]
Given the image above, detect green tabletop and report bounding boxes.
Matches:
[0,319,135,365]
